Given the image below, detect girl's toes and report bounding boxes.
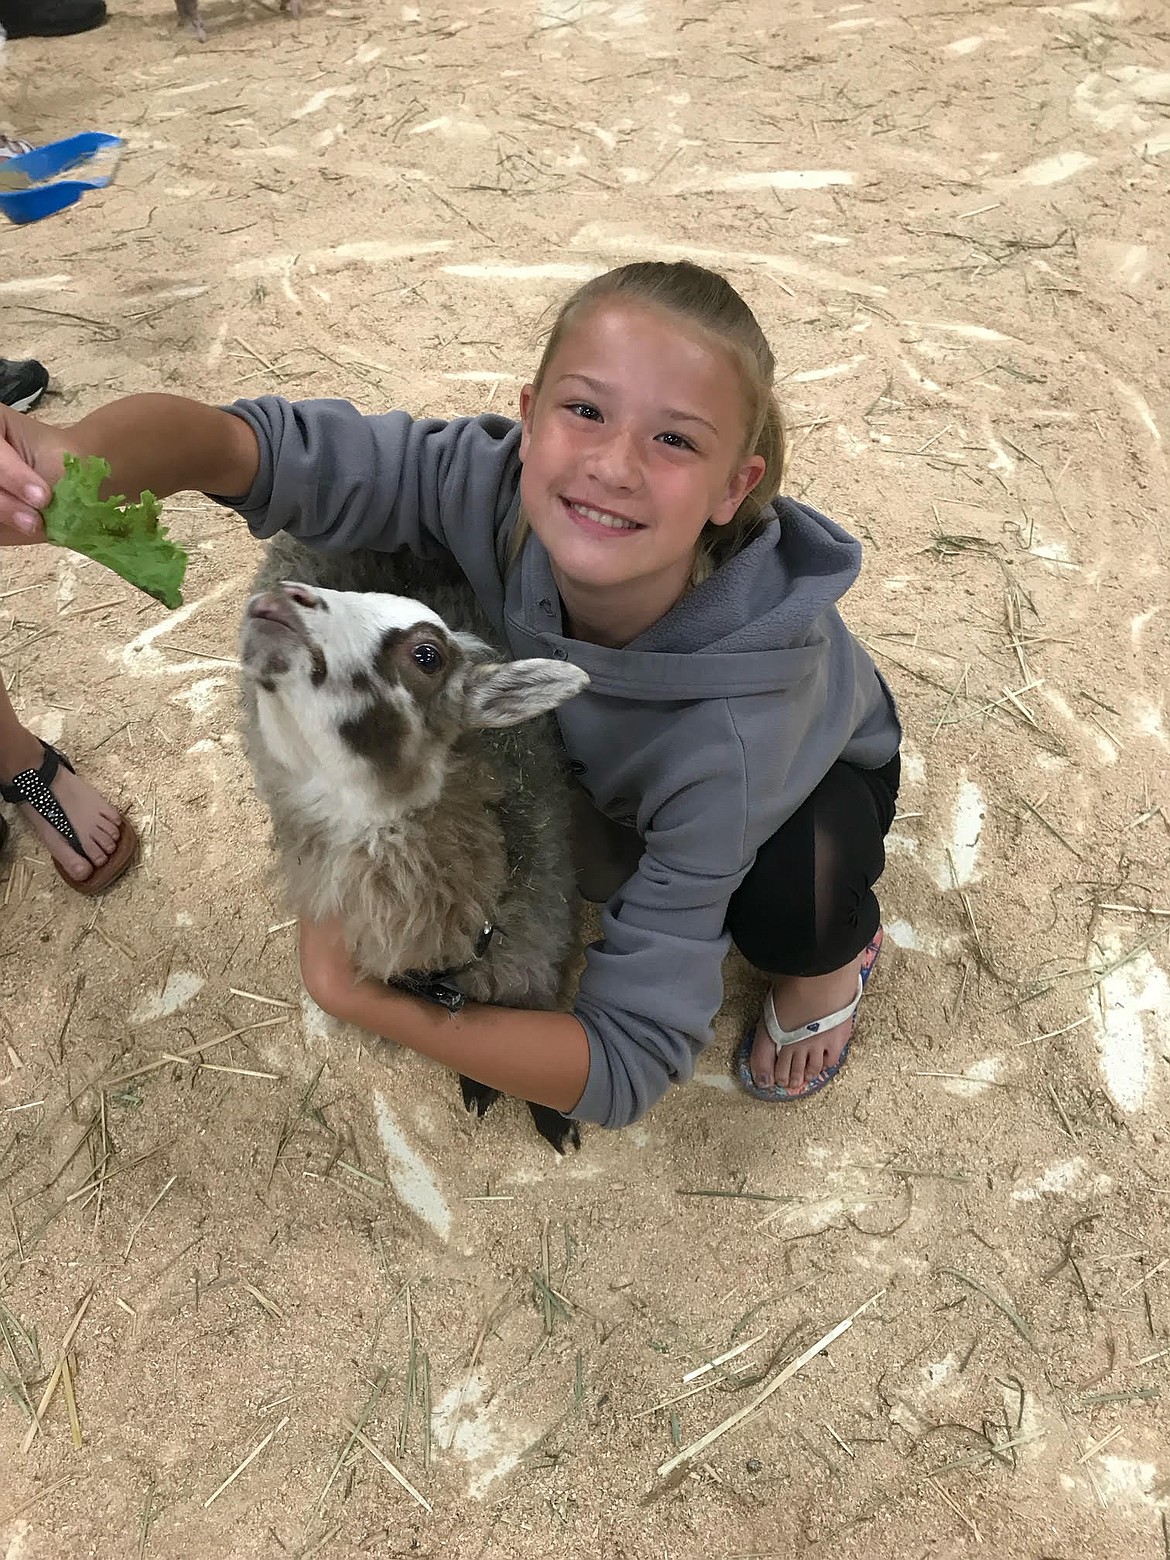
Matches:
[749,1029,774,1089]
[60,851,94,881]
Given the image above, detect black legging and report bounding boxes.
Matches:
[571,754,900,978]
[727,755,899,977]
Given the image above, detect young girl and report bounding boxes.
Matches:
[0,262,900,1125]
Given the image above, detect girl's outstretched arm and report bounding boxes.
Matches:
[299,918,591,1114]
[0,395,260,541]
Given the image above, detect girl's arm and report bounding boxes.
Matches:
[300,918,591,1112]
[0,395,259,541]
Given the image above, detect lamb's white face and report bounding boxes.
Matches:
[240,582,458,801]
[239,581,589,816]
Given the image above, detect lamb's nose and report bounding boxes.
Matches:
[282,583,323,610]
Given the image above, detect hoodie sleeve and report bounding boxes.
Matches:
[568,759,755,1130]
[211,395,522,554]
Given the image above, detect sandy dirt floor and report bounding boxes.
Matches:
[2,0,1169,1554]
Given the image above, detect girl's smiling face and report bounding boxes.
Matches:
[518,300,765,642]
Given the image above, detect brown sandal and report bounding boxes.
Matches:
[0,742,138,896]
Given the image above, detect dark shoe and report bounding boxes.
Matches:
[0,0,108,38]
[0,358,49,412]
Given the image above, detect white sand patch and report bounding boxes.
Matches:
[1132,698,1167,746]
[291,86,355,119]
[409,115,490,138]
[1138,128,1170,156]
[904,320,1012,342]
[0,275,73,294]
[1003,151,1095,187]
[901,751,926,785]
[534,0,646,34]
[171,676,227,715]
[117,583,232,678]
[680,169,854,192]
[232,240,452,279]
[884,919,944,955]
[1012,1157,1113,1202]
[884,830,919,857]
[133,971,205,1022]
[1090,936,1170,1113]
[1098,1455,1161,1505]
[694,1072,738,1092]
[351,42,382,62]
[988,438,1015,475]
[2,1520,32,1560]
[443,370,522,384]
[810,233,850,245]
[922,1352,958,1389]
[1073,67,1170,132]
[1037,686,1118,764]
[946,35,984,54]
[373,1091,451,1239]
[570,223,888,297]
[938,1056,1002,1096]
[934,775,985,889]
[445,262,600,281]
[788,356,867,383]
[1112,379,1162,447]
[431,1374,533,1497]
[1130,605,1161,646]
[300,991,337,1045]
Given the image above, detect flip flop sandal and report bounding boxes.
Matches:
[735,928,884,1104]
[0,742,138,896]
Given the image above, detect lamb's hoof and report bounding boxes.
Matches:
[528,1104,581,1156]
[460,1075,500,1119]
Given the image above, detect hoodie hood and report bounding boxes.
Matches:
[516,496,862,701]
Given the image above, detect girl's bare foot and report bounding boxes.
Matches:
[1,729,122,882]
[747,953,866,1093]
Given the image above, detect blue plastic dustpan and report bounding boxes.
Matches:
[0,133,123,224]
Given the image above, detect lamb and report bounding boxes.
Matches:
[239,533,589,1155]
[173,0,299,45]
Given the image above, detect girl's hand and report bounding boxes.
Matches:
[298,916,362,1017]
[0,404,72,544]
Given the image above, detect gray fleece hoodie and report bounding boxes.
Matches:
[217,397,901,1128]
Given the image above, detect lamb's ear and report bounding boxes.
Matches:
[463,660,590,728]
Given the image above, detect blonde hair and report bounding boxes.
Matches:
[508,261,787,584]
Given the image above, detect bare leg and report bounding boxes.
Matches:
[0,673,122,882]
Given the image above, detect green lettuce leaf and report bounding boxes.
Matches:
[43,453,187,610]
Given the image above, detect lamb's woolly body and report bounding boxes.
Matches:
[242,532,578,1013]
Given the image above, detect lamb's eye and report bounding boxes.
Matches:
[411,642,443,673]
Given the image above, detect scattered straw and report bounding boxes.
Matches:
[1077,1426,1123,1463]
[20,1290,94,1453]
[124,1175,177,1261]
[938,1267,1035,1349]
[61,1354,82,1448]
[344,1421,432,1512]
[203,1415,289,1508]
[656,1291,884,1478]
[229,988,297,1009]
[682,1333,765,1384]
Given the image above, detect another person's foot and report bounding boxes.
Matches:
[0,358,49,413]
[0,0,107,38]
[0,730,124,883]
